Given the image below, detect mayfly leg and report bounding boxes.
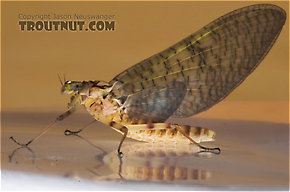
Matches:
[92,114,129,157]
[10,108,76,147]
[117,127,128,158]
[64,120,97,135]
[175,125,220,154]
[126,123,220,154]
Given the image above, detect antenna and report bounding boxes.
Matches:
[57,73,64,86]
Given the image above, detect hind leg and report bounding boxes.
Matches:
[126,122,220,154]
[175,125,220,154]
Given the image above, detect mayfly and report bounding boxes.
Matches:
[11,4,286,156]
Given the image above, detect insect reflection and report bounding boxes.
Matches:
[9,134,213,183]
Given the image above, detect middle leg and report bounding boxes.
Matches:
[64,120,97,135]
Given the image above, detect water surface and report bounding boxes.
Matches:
[1,112,289,190]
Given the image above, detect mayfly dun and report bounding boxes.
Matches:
[10,4,286,156]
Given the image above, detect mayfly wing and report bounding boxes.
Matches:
[123,81,187,123]
[110,4,286,119]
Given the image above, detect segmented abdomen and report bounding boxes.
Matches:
[127,126,215,144]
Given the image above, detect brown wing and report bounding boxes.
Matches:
[123,81,186,123]
[109,4,286,119]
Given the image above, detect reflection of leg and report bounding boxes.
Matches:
[117,151,124,180]
[9,146,36,165]
[64,120,97,135]
[176,126,220,154]
[65,131,107,155]
[87,168,101,177]
[117,126,128,158]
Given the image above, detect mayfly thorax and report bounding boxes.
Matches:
[10,4,286,156]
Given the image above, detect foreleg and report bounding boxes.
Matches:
[10,95,81,147]
[10,107,76,147]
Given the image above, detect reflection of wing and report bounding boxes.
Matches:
[124,81,186,123]
[110,4,286,118]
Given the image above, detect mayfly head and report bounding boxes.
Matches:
[61,80,111,96]
[61,81,86,95]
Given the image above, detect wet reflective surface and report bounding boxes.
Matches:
[1,111,289,190]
